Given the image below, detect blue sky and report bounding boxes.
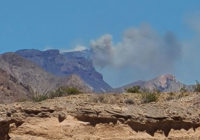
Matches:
[1,0,200,87]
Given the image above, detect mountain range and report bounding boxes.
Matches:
[0,52,91,103]
[0,49,195,103]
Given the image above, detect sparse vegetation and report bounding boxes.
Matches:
[48,89,64,99]
[178,92,190,98]
[152,88,161,94]
[49,87,81,99]
[16,98,28,102]
[96,94,106,103]
[166,92,175,101]
[89,93,124,104]
[194,80,200,92]
[141,92,159,103]
[31,94,48,102]
[180,86,187,93]
[90,94,110,104]
[124,98,134,104]
[31,87,81,102]
[126,85,141,93]
[65,87,81,95]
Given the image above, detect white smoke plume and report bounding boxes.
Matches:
[90,24,181,74]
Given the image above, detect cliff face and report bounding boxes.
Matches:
[16,49,112,92]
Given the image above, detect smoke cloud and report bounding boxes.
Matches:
[90,24,181,74]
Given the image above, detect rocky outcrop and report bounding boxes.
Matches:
[120,74,189,92]
[1,92,200,139]
[16,49,112,92]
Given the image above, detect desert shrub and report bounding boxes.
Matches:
[65,87,81,95]
[166,92,175,101]
[31,94,48,102]
[194,80,200,92]
[97,95,106,103]
[178,92,190,99]
[49,87,65,98]
[90,94,106,103]
[126,86,141,93]
[16,98,27,102]
[49,87,81,98]
[168,92,175,96]
[31,87,81,102]
[89,94,119,104]
[153,88,161,94]
[141,92,159,103]
[180,86,187,93]
[124,98,134,104]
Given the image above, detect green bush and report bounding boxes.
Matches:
[169,92,175,96]
[31,94,48,102]
[126,85,141,93]
[49,87,81,98]
[141,92,159,103]
[194,80,200,92]
[180,86,187,93]
[31,87,81,102]
[49,87,65,99]
[65,87,81,95]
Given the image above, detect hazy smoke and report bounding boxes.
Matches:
[90,24,181,73]
[90,34,114,67]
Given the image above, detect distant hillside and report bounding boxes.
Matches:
[0,68,32,103]
[119,74,192,92]
[0,52,91,102]
[16,49,112,92]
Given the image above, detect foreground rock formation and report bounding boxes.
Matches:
[0,92,200,140]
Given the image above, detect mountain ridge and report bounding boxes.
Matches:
[16,49,112,92]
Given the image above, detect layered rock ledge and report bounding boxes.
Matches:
[0,93,200,140]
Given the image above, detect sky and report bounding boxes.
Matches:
[1,0,200,87]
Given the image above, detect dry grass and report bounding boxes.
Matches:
[86,92,142,105]
[27,89,195,104]
[86,91,194,105]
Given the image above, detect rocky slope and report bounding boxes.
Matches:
[16,49,112,92]
[0,68,32,103]
[120,74,189,92]
[0,52,91,102]
[1,92,200,140]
